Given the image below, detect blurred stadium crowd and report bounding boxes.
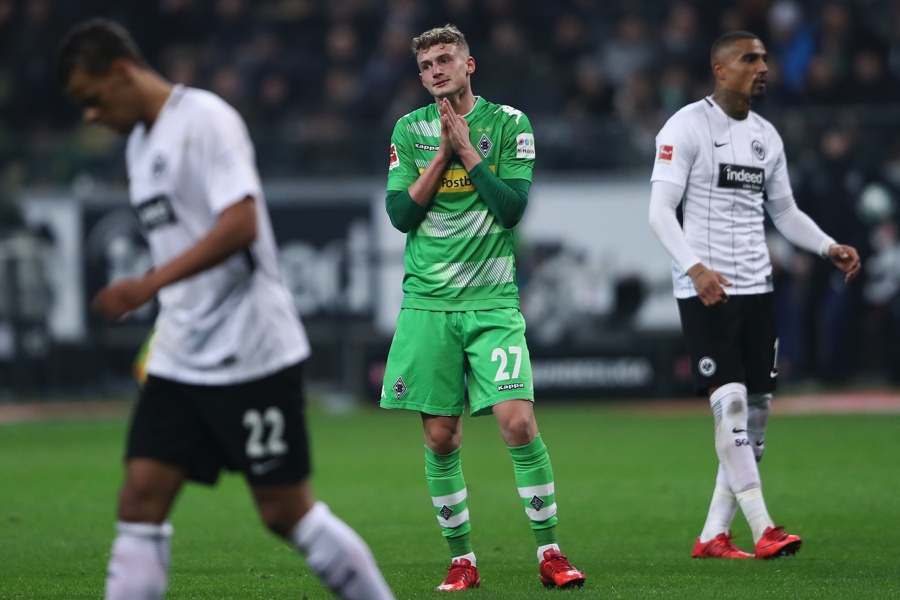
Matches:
[1,0,900,387]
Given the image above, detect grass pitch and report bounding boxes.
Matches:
[1,400,898,599]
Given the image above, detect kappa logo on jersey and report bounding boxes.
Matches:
[389,143,400,170]
[718,164,765,192]
[658,145,674,162]
[516,133,535,159]
[478,133,493,158]
[134,195,177,231]
[751,139,766,160]
[415,142,440,151]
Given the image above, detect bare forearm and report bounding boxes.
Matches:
[408,153,451,207]
[149,197,257,291]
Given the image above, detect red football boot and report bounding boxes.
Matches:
[754,525,802,559]
[692,532,753,558]
[435,558,481,592]
[540,549,586,589]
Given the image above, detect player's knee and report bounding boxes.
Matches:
[117,483,168,523]
[424,426,460,454]
[259,505,300,538]
[748,392,771,411]
[254,489,312,539]
[499,414,537,447]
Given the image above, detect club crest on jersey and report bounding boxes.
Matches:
[718,164,765,192]
[751,139,766,160]
[478,133,493,157]
[516,133,535,159]
[152,155,166,177]
[657,145,674,162]
[389,144,400,170]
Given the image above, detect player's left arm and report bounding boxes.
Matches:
[92,106,261,322]
[92,198,256,322]
[444,101,532,228]
[765,195,861,282]
[764,140,860,282]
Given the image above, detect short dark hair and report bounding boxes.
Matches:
[54,18,147,87]
[710,30,760,64]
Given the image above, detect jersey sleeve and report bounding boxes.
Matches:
[650,112,697,187]
[195,102,263,214]
[496,107,535,182]
[764,131,793,201]
[386,117,420,192]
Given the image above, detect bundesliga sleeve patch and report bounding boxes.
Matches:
[657,145,674,162]
[516,133,536,159]
[389,143,399,170]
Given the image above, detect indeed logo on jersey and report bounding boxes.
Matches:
[135,194,177,231]
[718,164,765,192]
[516,133,535,159]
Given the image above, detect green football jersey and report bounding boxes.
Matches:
[387,96,535,311]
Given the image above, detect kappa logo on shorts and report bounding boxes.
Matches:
[698,356,717,377]
[392,377,408,399]
[497,382,525,392]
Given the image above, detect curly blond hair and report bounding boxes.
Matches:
[411,24,469,56]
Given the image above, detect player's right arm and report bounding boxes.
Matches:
[649,112,731,306]
[385,113,451,233]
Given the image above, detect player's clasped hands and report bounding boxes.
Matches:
[439,98,470,154]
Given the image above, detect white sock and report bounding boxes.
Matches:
[452,551,477,566]
[710,383,761,492]
[710,383,773,542]
[699,464,738,542]
[105,521,172,600]
[291,501,394,600]
[537,543,559,562]
[736,487,773,543]
[748,393,771,464]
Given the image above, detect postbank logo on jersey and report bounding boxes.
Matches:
[439,168,475,192]
[425,165,497,193]
[717,164,765,192]
[135,194,177,231]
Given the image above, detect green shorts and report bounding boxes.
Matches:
[381,308,535,417]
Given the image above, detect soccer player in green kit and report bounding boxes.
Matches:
[380,24,585,592]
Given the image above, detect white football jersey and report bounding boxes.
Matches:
[650,96,793,298]
[126,85,310,385]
